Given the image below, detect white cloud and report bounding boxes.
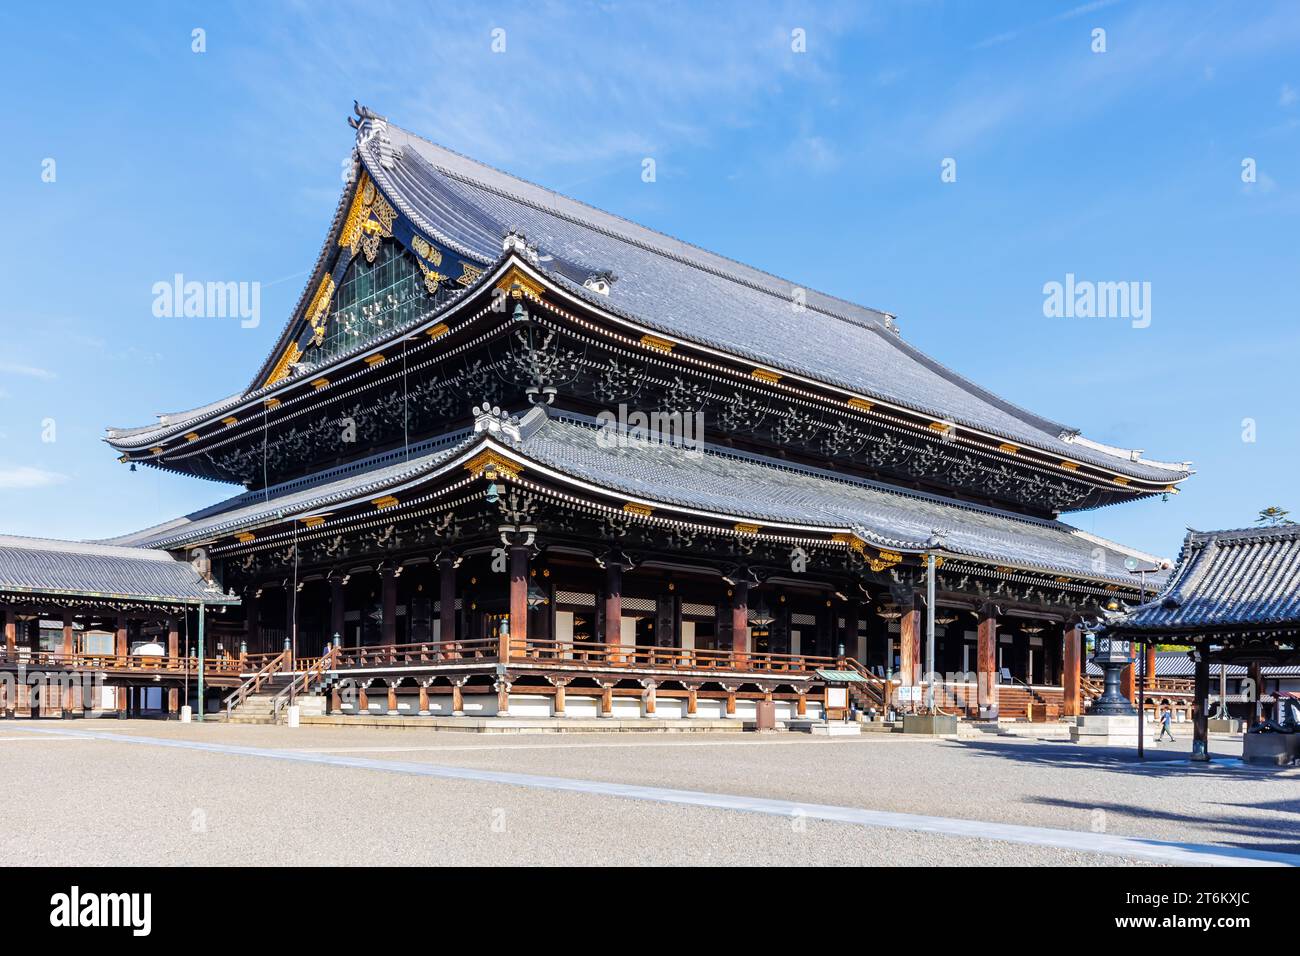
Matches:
[1281,83,1298,107]
[0,362,55,380]
[0,466,68,490]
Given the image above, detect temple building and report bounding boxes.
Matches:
[4,104,1193,723]
[1104,524,1300,760]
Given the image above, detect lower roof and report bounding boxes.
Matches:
[0,535,238,606]
[107,407,1166,591]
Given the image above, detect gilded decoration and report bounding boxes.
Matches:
[338,170,397,263]
[263,341,302,388]
[456,261,485,287]
[463,449,522,479]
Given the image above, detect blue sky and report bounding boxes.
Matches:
[1,0,1297,559]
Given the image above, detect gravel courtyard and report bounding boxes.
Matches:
[1,720,1294,866]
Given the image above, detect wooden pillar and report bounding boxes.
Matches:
[551,677,569,718]
[418,682,430,716]
[330,686,341,715]
[604,561,623,651]
[1145,643,1157,688]
[451,677,467,717]
[60,610,75,717]
[330,577,346,645]
[1121,660,1135,703]
[731,579,749,662]
[1192,654,1210,762]
[684,682,700,718]
[1249,662,1264,723]
[381,568,397,647]
[115,613,128,714]
[796,688,808,718]
[3,604,15,660]
[899,600,919,688]
[387,681,399,716]
[166,617,178,715]
[1062,622,1082,718]
[438,556,457,647]
[357,684,369,715]
[495,677,511,717]
[507,543,529,660]
[723,684,737,717]
[599,681,614,718]
[977,603,998,720]
[641,679,657,718]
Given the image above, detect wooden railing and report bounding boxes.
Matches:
[333,639,499,669]
[509,639,840,674]
[223,649,290,718]
[0,649,242,677]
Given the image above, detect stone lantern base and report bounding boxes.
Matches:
[1070,714,1140,747]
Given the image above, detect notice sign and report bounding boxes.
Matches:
[826,686,848,709]
[895,685,921,702]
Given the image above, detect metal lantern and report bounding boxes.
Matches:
[1091,632,1136,715]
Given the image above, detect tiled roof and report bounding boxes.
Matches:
[107,114,1191,487]
[514,413,1161,587]
[105,430,474,550]
[362,120,1190,484]
[1113,525,1300,634]
[109,408,1163,589]
[0,536,238,605]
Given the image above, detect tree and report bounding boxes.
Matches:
[1257,506,1294,527]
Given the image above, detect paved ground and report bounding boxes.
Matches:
[1,719,1295,866]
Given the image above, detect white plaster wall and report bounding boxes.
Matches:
[680,621,695,650]
[790,630,801,655]
[620,617,637,647]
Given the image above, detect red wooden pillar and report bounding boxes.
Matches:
[731,580,749,663]
[1121,661,1135,702]
[899,601,919,688]
[1145,643,1157,687]
[507,542,529,659]
[61,610,75,716]
[3,605,14,660]
[604,561,623,659]
[166,617,179,715]
[977,603,998,719]
[115,613,128,714]
[1061,622,1082,717]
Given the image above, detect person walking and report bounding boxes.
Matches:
[1156,706,1176,742]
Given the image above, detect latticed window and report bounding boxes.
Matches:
[317,241,427,364]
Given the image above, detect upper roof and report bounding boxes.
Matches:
[105,107,1191,489]
[365,116,1190,483]
[1112,524,1300,634]
[0,535,238,606]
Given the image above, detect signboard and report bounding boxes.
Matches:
[826,686,848,709]
[895,685,922,702]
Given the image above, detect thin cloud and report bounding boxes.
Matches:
[0,466,68,490]
[0,362,56,380]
